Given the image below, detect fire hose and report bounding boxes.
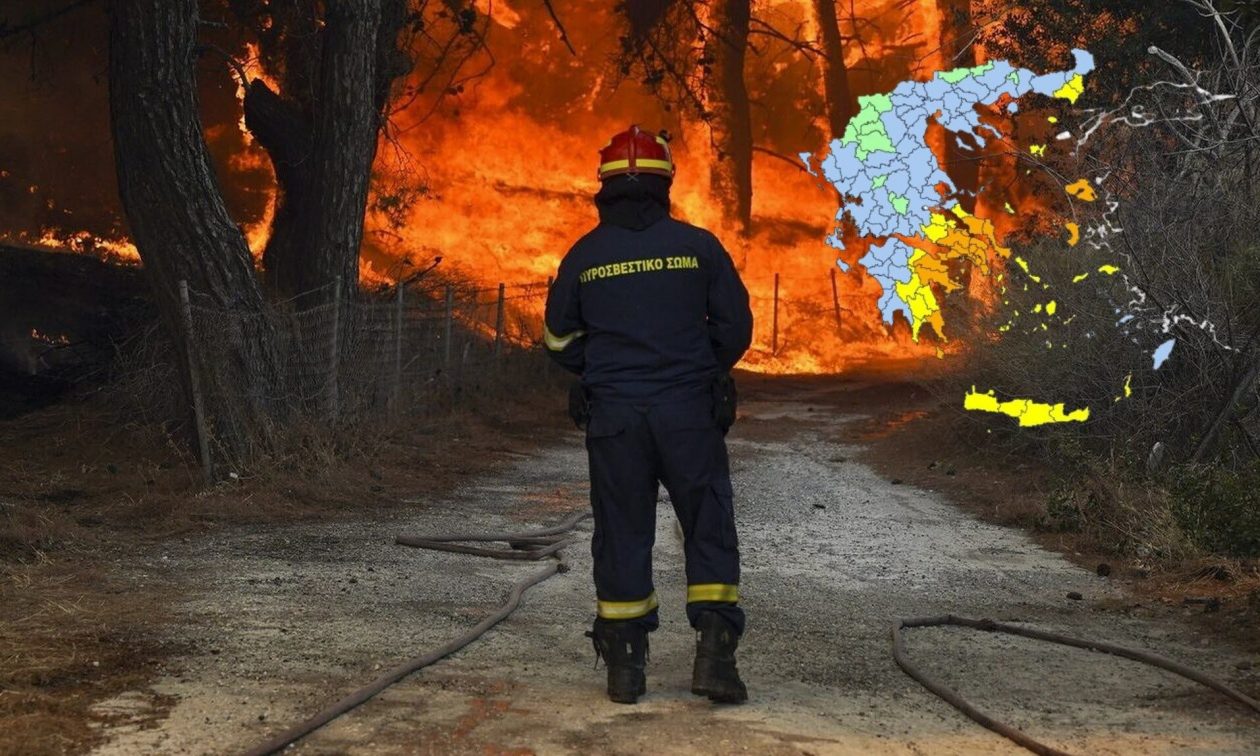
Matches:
[240,506,1258,756]
[892,615,1260,756]
[241,509,591,756]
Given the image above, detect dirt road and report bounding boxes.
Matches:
[91,380,1258,754]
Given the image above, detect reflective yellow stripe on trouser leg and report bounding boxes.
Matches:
[687,584,740,603]
[597,592,659,621]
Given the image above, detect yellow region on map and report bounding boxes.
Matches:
[1012,256,1043,284]
[964,388,1091,427]
[1053,74,1086,104]
[888,204,1021,342]
[1115,374,1133,402]
[893,249,952,341]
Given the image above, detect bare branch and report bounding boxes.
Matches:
[0,0,95,44]
[541,0,577,56]
[753,145,808,172]
[748,17,821,60]
[1185,0,1242,70]
[195,43,250,88]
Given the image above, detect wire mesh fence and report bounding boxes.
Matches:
[178,276,555,478]
[176,266,869,477]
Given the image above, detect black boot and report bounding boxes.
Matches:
[586,622,648,704]
[691,611,748,703]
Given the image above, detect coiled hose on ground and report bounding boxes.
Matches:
[241,509,591,756]
[892,615,1260,756]
[241,505,1257,756]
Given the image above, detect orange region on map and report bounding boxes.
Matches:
[882,204,1017,343]
[1065,222,1080,246]
[1065,179,1097,202]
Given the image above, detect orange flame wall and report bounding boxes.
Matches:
[0,0,1031,374]
[363,0,966,373]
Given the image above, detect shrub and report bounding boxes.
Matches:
[1170,462,1260,558]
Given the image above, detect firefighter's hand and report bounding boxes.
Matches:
[568,381,591,430]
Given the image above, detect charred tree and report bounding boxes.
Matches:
[108,0,277,460]
[615,0,754,235]
[936,0,980,210]
[705,0,754,234]
[238,0,411,304]
[813,0,856,138]
[936,0,974,67]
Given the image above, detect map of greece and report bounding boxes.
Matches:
[805,50,1100,426]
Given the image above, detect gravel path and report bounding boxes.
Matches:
[91,387,1259,754]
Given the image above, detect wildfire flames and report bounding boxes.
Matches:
[0,0,1059,374]
[21,229,140,264]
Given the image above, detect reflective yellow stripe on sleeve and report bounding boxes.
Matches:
[686,583,740,603]
[597,592,659,620]
[543,323,585,352]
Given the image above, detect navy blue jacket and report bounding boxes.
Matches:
[544,184,753,403]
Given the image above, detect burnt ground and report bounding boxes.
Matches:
[0,245,153,419]
[24,374,1255,755]
[0,386,570,755]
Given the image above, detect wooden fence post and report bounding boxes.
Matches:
[443,284,454,370]
[831,267,843,334]
[393,282,404,407]
[543,276,553,377]
[494,282,506,359]
[328,276,341,420]
[772,272,780,355]
[178,280,213,485]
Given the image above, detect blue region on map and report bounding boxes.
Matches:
[1153,338,1177,370]
[806,50,1096,326]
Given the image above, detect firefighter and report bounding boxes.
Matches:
[543,125,754,705]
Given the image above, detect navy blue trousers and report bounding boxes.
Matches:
[585,397,744,635]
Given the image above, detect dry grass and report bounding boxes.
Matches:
[1,347,571,560]
[0,558,175,756]
[0,348,572,753]
[852,377,1260,654]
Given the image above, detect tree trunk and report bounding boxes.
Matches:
[1192,350,1260,464]
[108,0,277,463]
[706,0,753,235]
[813,0,856,138]
[300,0,384,304]
[244,0,409,305]
[246,79,315,301]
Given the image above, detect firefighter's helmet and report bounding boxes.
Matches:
[598,125,675,181]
